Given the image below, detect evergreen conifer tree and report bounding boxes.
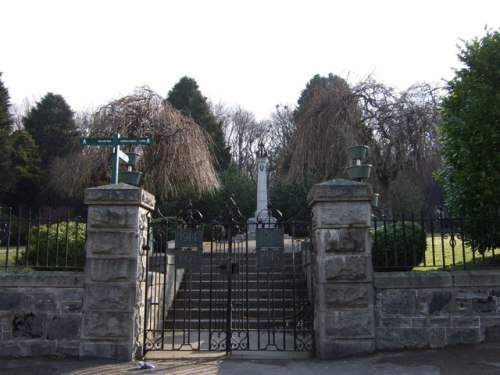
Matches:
[167,77,231,169]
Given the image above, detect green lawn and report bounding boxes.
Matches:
[414,235,498,271]
[3,237,498,272]
[0,246,29,271]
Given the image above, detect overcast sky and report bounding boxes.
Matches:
[2,0,499,120]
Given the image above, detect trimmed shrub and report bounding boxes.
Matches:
[372,221,426,271]
[21,221,86,270]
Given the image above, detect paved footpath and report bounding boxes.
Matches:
[2,342,500,375]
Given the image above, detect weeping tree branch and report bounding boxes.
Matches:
[48,87,220,200]
[278,76,361,184]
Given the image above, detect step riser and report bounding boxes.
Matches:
[170,300,304,309]
[164,311,309,320]
[172,291,308,300]
[175,282,306,289]
[162,323,311,330]
[163,267,307,275]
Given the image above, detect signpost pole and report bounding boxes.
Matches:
[111,133,121,184]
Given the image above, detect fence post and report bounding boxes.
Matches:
[80,184,155,361]
[308,179,375,358]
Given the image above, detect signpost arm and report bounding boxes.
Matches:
[111,133,120,184]
[80,133,152,185]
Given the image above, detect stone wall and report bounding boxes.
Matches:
[2,181,499,361]
[374,271,500,349]
[0,272,84,357]
[0,184,155,361]
[307,178,500,359]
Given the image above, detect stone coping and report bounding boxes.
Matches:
[308,179,373,205]
[374,270,500,289]
[0,271,84,287]
[84,184,155,210]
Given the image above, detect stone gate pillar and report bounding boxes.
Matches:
[80,184,155,361]
[308,179,375,358]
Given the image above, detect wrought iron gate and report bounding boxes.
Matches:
[143,199,314,354]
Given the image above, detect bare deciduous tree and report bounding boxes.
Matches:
[48,87,220,200]
[353,78,442,195]
[268,104,295,155]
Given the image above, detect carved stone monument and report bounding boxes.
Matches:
[248,142,274,238]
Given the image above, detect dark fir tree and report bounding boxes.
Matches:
[23,93,80,165]
[9,129,46,207]
[0,73,13,203]
[167,77,231,169]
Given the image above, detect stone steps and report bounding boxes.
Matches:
[163,252,311,331]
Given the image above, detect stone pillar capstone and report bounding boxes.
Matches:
[308,179,375,358]
[80,184,155,361]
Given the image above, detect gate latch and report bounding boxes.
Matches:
[218,261,239,275]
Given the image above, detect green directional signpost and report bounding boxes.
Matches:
[80,132,153,184]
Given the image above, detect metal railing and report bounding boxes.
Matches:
[0,207,87,271]
[372,208,499,271]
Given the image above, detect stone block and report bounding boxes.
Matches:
[451,271,500,287]
[318,310,374,338]
[312,202,371,228]
[377,317,412,328]
[374,272,452,289]
[472,295,497,315]
[446,327,483,345]
[87,258,135,282]
[376,327,446,349]
[427,290,453,314]
[482,317,500,342]
[85,285,135,311]
[317,254,372,282]
[59,288,84,302]
[316,283,373,310]
[452,316,480,327]
[86,230,139,256]
[12,312,45,338]
[313,228,369,253]
[316,338,375,359]
[80,339,132,361]
[32,291,58,312]
[0,291,21,311]
[410,316,451,328]
[87,206,138,229]
[380,290,417,316]
[0,340,57,357]
[82,311,133,339]
[56,341,81,357]
[63,301,83,313]
[46,316,81,339]
[453,294,471,314]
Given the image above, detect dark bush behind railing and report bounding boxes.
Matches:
[0,207,87,271]
[372,208,499,271]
